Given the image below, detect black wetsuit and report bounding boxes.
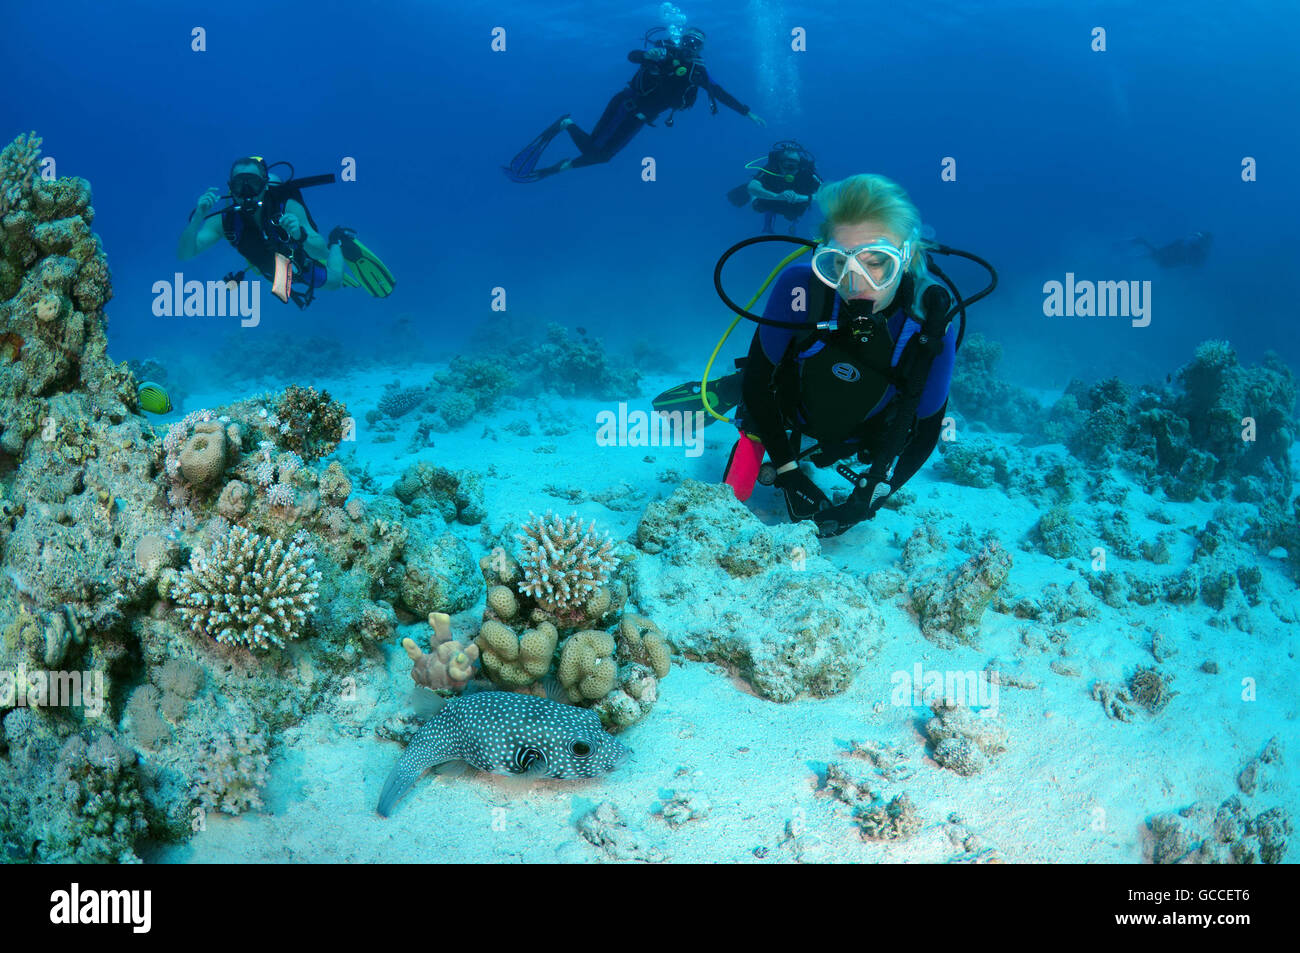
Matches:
[560,47,750,168]
[750,166,822,231]
[739,265,955,489]
[1136,233,1212,268]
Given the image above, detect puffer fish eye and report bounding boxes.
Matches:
[571,740,592,757]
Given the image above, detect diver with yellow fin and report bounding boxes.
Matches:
[655,174,998,538]
[178,156,395,308]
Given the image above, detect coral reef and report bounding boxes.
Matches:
[515,512,616,618]
[909,540,1012,648]
[923,698,1008,776]
[947,333,1044,433]
[1147,741,1291,865]
[191,725,270,815]
[518,324,641,400]
[165,525,321,651]
[1050,342,1296,502]
[631,480,883,703]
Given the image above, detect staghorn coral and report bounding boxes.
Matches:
[191,725,270,815]
[515,512,616,617]
[168,525,321,650]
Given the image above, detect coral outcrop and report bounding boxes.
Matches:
[909,540,1012,648]
[630,480,883,703]
[923,698,1008,776]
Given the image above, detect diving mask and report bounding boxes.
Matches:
[680,28,704,53]
[229,171,268,213]
[811,232,917,294]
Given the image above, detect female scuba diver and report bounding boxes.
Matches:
[655,173,996,538]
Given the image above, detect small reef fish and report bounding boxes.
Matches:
[377,688,631,817]
[136,381,172,414]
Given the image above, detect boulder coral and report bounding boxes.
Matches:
[557,629,618,703]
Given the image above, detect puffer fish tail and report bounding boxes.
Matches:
[377,726,454,818]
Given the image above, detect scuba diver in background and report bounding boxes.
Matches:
[178,156,395,308]
[656,173,996,538]
[504,26,766,183]
[1126,230,1212,268]
[726,140,823,234]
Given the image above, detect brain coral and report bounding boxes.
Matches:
[171,525,321,650]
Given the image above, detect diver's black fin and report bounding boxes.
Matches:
[726,184,753,207]
[652,373,743,425]
[503,115,570,183]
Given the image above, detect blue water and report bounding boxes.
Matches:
[4,0,1297,388]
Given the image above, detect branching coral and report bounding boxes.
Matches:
[191,725,270,815]
[515,512,616,616]
[170,525,321,650]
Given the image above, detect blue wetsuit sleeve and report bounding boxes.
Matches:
[756,266,811,362]
[740,266,814,467]
[917,317,957,418]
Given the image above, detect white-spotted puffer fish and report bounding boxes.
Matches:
[377,689,631,817]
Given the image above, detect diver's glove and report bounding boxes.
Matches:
[774,467,830,522]
[815,480,892,538]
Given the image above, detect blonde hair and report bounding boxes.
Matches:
[815,174,926,275]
